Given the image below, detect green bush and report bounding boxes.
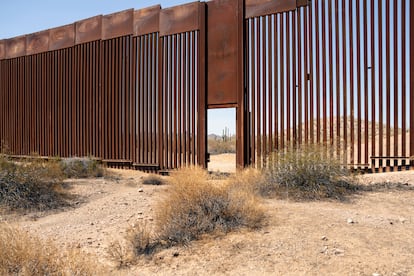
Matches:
[263,145,357,200]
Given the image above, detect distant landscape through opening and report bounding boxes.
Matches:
[207,108,236,173]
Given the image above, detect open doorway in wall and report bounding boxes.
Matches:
[207,108,236,173]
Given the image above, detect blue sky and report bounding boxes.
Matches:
[0,0,236,135]
[0,0,188,39]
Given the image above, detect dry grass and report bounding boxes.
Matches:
[0,155,69,211]
[156,166,264,245]
[0,223,103,275]
[127,166,264,258]
[226,168,267,195]
[142,174,165,185]
[263,145,358,200]
[60,157,104,178]
[208,137,236,155]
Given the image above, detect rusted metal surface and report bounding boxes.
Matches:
[133,33,159,166]
[296,0,309,7]
[26,30,49,55]
[0,0,412,172]
[245,0,412,171]
[411,0,414,160]
[0,40,5,60]
[76,15,102,44]
[236,0,246,169]
[245,0,295,18]
[49,24,75,51]
[6,36,26,59]
[158,30,204,168]
[159,2,204,36]
[134,5,160,36]
[157,1,206,169]
[102,9,134,40]
[207,0,240,107]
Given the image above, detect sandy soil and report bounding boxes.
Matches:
[6,158,414,276]
[208,153,236,173]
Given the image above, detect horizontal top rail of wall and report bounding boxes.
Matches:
[0,2,205,60]
[245,0,309,18]
[134,5,160,36]
[160,2,205,36]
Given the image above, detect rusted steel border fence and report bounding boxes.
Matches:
[0,0,413,172]
[0,3,206,171]
[245,0,413,172]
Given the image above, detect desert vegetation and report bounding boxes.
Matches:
[121,145,360,265]
[0,154,67,211]
[261,145,358,200]
[1,145,413,275]
[60,157,104,179]
[207,128,236,155]
[0,223,103,275]
[142,174,165,185]
[0,153,105,212]
[119,166,264,264]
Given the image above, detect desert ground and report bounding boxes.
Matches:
[2,153,414,275]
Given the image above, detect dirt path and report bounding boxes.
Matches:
[9,164,414,275]
[17,169,164,266]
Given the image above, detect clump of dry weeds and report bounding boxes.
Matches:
[125,166,264,259]
[0,223,104,275]
[142,174,165,185]
[263,145,358,200]
[60,157,104,178]
[0,154,69,211]
[156,166,264,244]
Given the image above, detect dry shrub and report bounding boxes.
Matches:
[142,174,165,185]
[127,167,264,257]
[155,166,264,245]
[0,223,103,275]
[61,157,104,178]
[0,155,68,211]
[263,145,357,200]
[208,137,236,154]
[107,240,134,268]
[226,168,267,196]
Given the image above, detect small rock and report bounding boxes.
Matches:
[90,222,94,225]
[333,248,344,255]
[372,273,381,276]
[173,252,179,257]
[320,246,328,254]
[321,236,328,241]
[399,217,407,224]
[138,188,144,192]
[263,231,270,234]
[347,218,355,224]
